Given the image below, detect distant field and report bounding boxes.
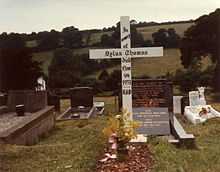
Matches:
[88,31,112,46]
[33,47,211,79]
[137,22,194,40]
[87,48,184,79]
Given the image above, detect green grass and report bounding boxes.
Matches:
[2,97,220,172]
[150,117,220,172]
[149,104,220,172]
[0,117,107,172]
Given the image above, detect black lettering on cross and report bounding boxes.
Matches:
[123,44,128,48]
[123,73,130,78]
[123,27,128,33]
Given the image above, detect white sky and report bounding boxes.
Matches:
[0,0,219,33]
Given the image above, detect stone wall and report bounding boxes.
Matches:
[0,106,55,145]
[7,90,47,112]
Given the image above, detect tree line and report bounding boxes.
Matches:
[1,8,219,93]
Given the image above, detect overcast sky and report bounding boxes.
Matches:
[0,0,219,33]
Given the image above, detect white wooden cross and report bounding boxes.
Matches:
[90,16,163,119]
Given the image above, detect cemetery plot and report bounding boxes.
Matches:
[0,90,55,145]
[57,87,100,120]
[184,87,220,124]
[132,79,172,136]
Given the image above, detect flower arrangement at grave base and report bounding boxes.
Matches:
[102,109,140,161]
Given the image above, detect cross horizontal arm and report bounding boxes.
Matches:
[89,47,163,59]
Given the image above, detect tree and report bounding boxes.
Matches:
[0,35,43,90]
[98,70,109,81]
[106,70,122,91]
[48,48,81,88]
[167,28,180,48]
[180,9,220,90]
[152,29,168,47]
[61,26,82,48]
[152,28,180,48]
[106,21,144,48]
[37,30,60,51]
[101,34,114,47]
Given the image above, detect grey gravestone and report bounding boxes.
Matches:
[132,79,172,136]
[70,87,93,108]
[47,93,60,112]
[7,90,47,112]
[133,107,170,135]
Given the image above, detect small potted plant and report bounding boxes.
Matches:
[103,109,140,161]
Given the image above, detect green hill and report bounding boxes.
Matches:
[32,21,195,77]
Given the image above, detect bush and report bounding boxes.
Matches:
[173,64,215,93]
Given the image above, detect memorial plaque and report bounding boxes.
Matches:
[133,107,170,135]
[132,79,172,135]
[132,79,173,112]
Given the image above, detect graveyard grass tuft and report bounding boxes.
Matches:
[0,117,107,172]
[149,115,220,172]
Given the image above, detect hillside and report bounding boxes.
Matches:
[32,21,195,77]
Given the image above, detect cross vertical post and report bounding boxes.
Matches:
[120,16,133,118]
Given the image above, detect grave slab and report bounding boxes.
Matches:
[0,106,55,145]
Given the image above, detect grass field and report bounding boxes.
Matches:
[87,48,211,80]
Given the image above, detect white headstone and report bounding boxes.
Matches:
[173,96,183,114]
[37,77,46,91]
[189,91,200,106]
